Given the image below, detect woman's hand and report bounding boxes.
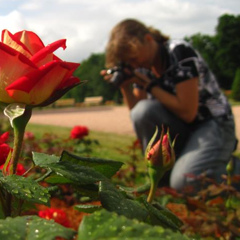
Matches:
[100,69,112,81]
[100,68,134,88]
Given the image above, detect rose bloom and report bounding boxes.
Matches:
[38,208,70,227]
[0,143,12,166]
[0,163,26,176]
[0,30,80,106]
[0,132,12,165]
[70,126,89,139]
[0,132,10,144]
[24,131,35,140]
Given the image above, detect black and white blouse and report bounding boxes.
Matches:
[159,39,232,122]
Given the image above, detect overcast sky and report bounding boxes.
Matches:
[0,0,239,63]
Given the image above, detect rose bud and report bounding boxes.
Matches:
[145,126,176,203]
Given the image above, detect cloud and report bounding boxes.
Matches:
[0,0,239,63]
[0,11,27,32]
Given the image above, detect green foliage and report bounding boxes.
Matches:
[0,175,51,207]
[215,14,240,89]
[78,209,190,240]
[0,148,188,239]
[74,204,102,213]
[31,150,123,186]
[0,215,75,240]
[231,68,240,101]
[66,53,122,103]
[185,13,240,89]
[99,180,149,222]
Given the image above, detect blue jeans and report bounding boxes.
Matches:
[130,99,238,191]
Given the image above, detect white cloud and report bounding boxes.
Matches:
[0,11,27,32]
[0,0,239,63]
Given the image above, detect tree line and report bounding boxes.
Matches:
[65,14,240,103]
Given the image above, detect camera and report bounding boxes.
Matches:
[106,62,133,87]
[106,62,157,88]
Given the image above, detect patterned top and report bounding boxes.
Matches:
[158,39,232,122]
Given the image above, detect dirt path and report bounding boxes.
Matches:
[30,105,240,149]
[31,105,135,136]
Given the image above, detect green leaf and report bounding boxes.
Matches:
[32,152,60,166]
[78,209,190,240]
[0,215,75,240]
[145,126,159,157]
[41,161,108,185]
[73,184,99,200]
[74,204,102,213]
[99,181,148,222]
[118,182,151,194]
[60,151,123,178]
[45,174,73,184]
[0,175,50,206]
[142,199,183,231]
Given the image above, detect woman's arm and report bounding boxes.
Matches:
[120,82,147,109]
[133,70,199,123]
[150,77,199,123]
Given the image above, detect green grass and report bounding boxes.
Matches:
[26,123,143,163]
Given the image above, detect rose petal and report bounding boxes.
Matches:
[2,29,32,59]
[0,42,37,103]
[13,30,45,55]
[31,39,67,66]
[6,61,79,105]
[0,132,9,144]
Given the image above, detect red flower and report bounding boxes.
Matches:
[0,132,12,165]
[38,208,70,227]
[0,163,25,176]
[0,143,12,165]
[0,132,10,144]
[70,126,89,139]
[24,131,35,140]
[0,30,80,106]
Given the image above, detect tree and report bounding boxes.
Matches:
[65,53,121,103]
[186,14,240,90]
[185,33,217,77]
[215,14,240,89]
[231,68,240,101]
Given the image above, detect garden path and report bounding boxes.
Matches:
[30,105,240,149]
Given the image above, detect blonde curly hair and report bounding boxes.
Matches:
[105,19,169,68]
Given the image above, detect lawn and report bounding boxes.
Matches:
[26,123,142,163]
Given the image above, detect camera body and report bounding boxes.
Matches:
[106,62,156,88]
[106,62,133,87]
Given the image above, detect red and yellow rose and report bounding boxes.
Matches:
[0,30,80,106]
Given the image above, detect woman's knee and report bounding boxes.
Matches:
[130,100,154,125]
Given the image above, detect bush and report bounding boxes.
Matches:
[231,68,240,101]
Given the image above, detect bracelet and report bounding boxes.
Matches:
[145,80,159,93]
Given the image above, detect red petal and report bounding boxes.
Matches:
[0,132,9,144]
[2,30,32,58]
[6,60,79,105]
[13,30,45,55]
[0,42,37,103]
[31,39,67,66]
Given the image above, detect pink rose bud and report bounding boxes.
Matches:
[147,127,176,171]
[145,126,177,203]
